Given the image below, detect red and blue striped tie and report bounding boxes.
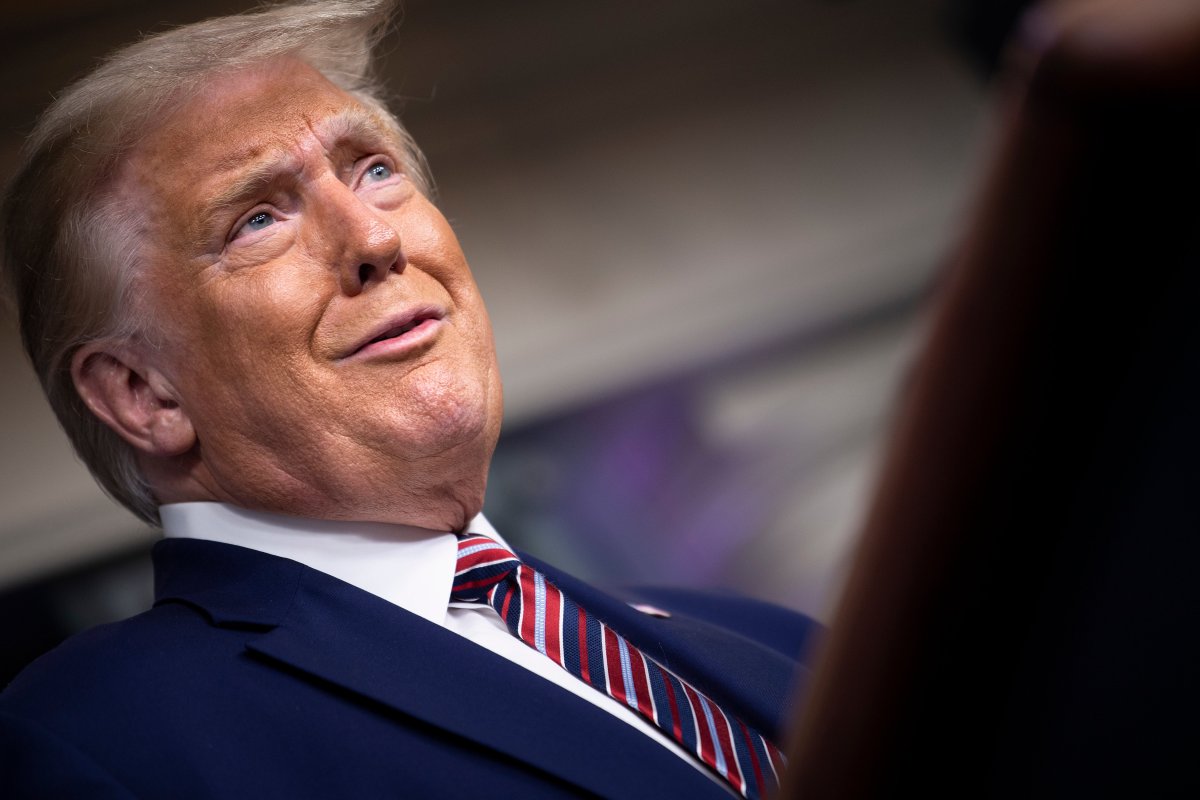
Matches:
[452,533,785,799]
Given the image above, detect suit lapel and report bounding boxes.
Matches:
[527,552,801,741]
[154,539,727,799]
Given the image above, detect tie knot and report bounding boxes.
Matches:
[451,533,520,603]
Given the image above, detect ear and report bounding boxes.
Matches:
[71,342,196,458]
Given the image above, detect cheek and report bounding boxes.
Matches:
[202,267,327,353]
[401,202,478,290]
[165,271,330,419]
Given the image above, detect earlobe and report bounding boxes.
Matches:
[71,343,196,457]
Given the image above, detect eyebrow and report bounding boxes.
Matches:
[319,105,404,155]
[195,147,301,246]
[195,106,405,243]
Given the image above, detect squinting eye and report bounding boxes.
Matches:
[365,163,392,182]
[241,211,275,234]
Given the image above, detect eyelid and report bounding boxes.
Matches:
[354,155,400,188]
[228,205,276,243]
[223,154,402,245]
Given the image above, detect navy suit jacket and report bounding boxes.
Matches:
[0,538,817,798]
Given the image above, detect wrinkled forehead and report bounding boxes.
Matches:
[116,58,405,234]
[135,60,347,162]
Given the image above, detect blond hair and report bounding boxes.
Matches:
[1,0,428,525]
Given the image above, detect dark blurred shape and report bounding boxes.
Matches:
[785,0,1200,796]
[945,0,1038,77]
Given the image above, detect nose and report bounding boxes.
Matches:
[322,182,405,295]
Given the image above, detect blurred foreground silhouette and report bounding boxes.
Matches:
[785,0,1200,796]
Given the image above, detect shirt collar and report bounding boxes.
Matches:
[159,501,507,626]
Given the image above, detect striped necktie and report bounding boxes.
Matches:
[451,533,785,799]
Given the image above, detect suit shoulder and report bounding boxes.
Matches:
[626,585,822,659]
[1,601,214,720]
[0,710,138,798]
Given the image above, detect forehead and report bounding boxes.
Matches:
[120,58,399,228]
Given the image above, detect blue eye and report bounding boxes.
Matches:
[243,211,275,233]
[365,163,392,182]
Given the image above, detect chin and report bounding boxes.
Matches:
[352,369,501,528]
[388,361,502,456]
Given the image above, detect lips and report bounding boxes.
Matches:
[344,306,445,360]
[368,319,423,345]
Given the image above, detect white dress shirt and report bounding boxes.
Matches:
[159,502,724,789]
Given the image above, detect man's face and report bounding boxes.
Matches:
[118,59,502,529]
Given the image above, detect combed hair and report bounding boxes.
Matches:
[0,0,429,525]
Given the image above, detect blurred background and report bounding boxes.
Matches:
[0,0,1032,685]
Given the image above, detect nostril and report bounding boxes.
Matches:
[358,264,371,285]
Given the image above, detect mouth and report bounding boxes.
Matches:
[345,306,446,361]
